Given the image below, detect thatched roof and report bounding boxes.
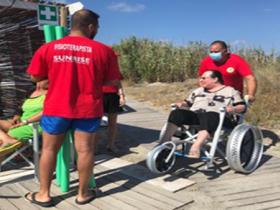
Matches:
[0,0,44,117]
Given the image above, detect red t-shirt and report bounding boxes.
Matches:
[27,36,122,118]
[102,84,122,94]
[198,53,253,95]
[102,49,123,93]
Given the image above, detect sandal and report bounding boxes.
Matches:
[24,192,53,207]
[75,190,96,205]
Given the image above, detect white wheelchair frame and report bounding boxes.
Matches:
[146,106,264,174]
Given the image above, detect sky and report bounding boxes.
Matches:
[64,0,280,53]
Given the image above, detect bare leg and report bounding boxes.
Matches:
[74,131,96,201]
[0,119,13,132]
[189,130,209,158]
[26,132,65,202]
[106,113,118,149]
[159,122,178,144]
[0,130,18,146]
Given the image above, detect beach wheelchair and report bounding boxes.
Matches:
[146,104,263,174]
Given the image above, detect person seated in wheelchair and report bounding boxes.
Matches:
[0,80,48,151]
[159,70,246,158]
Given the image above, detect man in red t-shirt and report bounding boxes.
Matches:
[101,49,126,154]
[198,40,257,102]
[102,80,125,153]
[25,9,122,206]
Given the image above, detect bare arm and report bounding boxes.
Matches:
[226,104,246,113]
[244,74,257,102]
[30,75,47,83]
[10,111,43,128]
[175,99,191,108]
[117,81,126,106]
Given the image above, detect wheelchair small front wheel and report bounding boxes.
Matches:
[226,124,263,173]
[146,144,176,174]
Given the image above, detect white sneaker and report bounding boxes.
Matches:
[100,116,108,127]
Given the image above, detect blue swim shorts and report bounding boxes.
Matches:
[41,116,101,135]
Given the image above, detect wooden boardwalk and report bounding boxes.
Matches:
[116,99,280,210]
[1,98,280,210]
[0,156,193,210]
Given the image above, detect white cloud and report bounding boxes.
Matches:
[108,2,145,12]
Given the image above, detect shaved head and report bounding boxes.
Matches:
[71,9,99,31]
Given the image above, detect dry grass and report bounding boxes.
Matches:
[124,80,197,112]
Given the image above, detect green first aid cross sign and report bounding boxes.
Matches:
[37,4,59,29]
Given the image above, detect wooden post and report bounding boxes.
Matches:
[59,6,67,27]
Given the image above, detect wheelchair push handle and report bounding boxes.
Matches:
[170,103,177,110]
[244,95,251,107]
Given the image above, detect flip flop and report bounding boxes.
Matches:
[75,190,96,205]
[24,192,53,208]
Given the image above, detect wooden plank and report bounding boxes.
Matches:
[0,184,39,210]
[19,180,73,210]
[213,186,280,203]
[0,166,33,177]
[70,171,141,210]
[0,169,34,184]
[49,180,103,210]
[0,186,19,210]
[192,158,280,184]
[96,154,195,192]
[202,185,280,198]
[225,194,280,210]
[94,164,193,209]
[71,168,164,210]
[201,172,280,189]
[93,167,180,210]
[89,177,142,210]
[15,181,87,210]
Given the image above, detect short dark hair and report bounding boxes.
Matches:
[209,70,224,84]
[210,40,228,50]
[71,9,100,30]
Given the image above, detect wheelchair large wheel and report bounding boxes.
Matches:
[146,144,176,174]
[226,124,263,173]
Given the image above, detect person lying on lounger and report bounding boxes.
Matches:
[159,70,246,158]
[0,80,48,150]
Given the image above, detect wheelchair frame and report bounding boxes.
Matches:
[146,107,264,174]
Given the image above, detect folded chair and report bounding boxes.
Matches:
[0,123,40,181]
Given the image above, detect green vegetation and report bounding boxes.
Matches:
[114,36,280,128]
[114,36,208,82]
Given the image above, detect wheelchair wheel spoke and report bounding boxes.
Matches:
[154,148,175,173]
